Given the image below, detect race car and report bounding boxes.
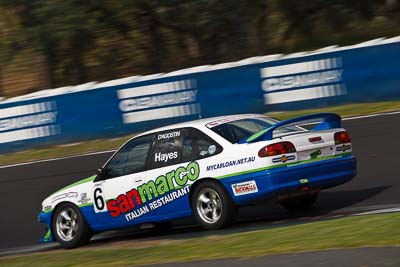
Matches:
[38,113,357,248]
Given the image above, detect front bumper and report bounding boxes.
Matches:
[222,154,357,205]
[38,211,54,243]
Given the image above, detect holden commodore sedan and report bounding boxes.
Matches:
[38,113,356,248]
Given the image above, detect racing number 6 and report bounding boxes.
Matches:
[93,186,106,213]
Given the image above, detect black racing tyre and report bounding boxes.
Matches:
[281,193,319,212]
[52,202,92,249]
[191,180,237,230]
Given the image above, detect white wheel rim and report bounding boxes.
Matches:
[196,188,222,224]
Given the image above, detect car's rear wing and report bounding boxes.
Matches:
[239,113,342,144]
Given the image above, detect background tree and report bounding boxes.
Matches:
[0,0,398,97]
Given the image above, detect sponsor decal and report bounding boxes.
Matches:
[336,144,351,152]
[158,131,180,140]
[43,205,52,212]
[78,192,91,205]
[154,151,178,163]
[0,101,59,144]
[310,150,322,159]
[260,57,346,105]
[299,178,309,184]
[51,192,78,203]
[206,115,262,128]
[106,161,200,221]
[208,145,216,155]
[232,180,258,196]
[44,229,52,242]
[117,80,200,124]
[199,150,208,156]
[272,154,296,163]
[206,156,255,171]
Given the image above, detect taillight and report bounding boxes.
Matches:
[308,136,322,142]
[258,141,296,157]
[334,131,351,144]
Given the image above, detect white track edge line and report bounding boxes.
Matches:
[0,150,116,169]
[342,110,400,121]
[355,207,400,216]
[1,110,400,168]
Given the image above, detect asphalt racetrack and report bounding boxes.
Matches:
[1,112,400,252]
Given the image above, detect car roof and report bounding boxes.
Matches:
[135,113,267,137]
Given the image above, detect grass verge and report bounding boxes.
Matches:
[267,100,400,121]
[1,100,400,166]
[0,136,130,166]
[1,213,400,266]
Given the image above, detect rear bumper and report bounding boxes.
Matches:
[221,154,357,205]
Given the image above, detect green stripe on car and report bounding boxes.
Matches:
[53,175,96,194]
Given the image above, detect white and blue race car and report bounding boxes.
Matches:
[39,113,357,248]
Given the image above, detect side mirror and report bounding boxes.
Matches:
[96,168,106,179]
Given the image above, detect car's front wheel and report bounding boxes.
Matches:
[52,203,92,248]
[191,181,237,230]
[280,193,319,212]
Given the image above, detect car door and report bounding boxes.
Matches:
[137,128,185,221]
[141,127,223,220]
[91,133,155,228]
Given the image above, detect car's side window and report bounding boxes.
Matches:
[105,134,154,179]
[150,129,184,169]
[211,124,236,143]
[229,124,252,142]
[182,128,222,162]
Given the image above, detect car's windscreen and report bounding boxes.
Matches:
[210,117,302,143]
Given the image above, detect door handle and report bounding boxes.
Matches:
[134,178,143,183]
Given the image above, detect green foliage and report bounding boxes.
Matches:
[0,1,399,94]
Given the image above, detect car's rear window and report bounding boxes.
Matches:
[210,117,300,143]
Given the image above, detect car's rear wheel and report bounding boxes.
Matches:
[191,181,237,229]
[280,193,319,212]
[52,203,92,248]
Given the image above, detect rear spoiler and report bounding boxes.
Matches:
[239,113,342,144]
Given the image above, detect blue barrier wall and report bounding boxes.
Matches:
[1,37,399,152]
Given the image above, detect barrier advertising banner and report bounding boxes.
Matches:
[1,37,399,152]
